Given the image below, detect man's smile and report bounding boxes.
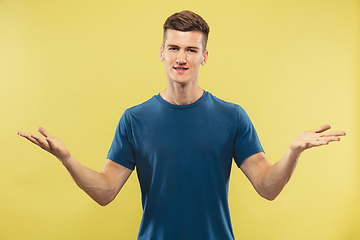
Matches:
[173,66,189,72]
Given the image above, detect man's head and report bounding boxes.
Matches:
[163,10,210,53]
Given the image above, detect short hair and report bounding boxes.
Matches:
[163,10,210,51]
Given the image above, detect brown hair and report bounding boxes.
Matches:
[163,10,210,51]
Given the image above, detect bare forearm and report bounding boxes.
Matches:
[257,148,301,200]
[242,125,345,201]
[61,156,116,206]
[18,128,129,206]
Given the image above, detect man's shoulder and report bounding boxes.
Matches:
[123,94,161,118]
[206,92,244,112]
[127,95,156,110]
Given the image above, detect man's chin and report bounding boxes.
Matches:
[172,78,192,85]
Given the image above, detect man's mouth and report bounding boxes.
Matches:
[173,67,189,71]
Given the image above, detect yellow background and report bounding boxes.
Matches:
[1,0,359,239]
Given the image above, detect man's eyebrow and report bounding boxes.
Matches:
[166,44,199,50]
[187,46,199,50]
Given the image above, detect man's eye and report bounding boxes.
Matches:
[169,48,178,51]
[188,49,196,53]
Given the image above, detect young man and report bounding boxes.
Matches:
[18,10,345,240]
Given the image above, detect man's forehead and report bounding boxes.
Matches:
[165,29,203,39]
[164,30,204,47]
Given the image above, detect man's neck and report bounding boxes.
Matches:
[160,82,204,106]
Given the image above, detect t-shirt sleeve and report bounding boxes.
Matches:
[233,106,264,167]
[107,110,136,170]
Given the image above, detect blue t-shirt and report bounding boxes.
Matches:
[107,91,264,240]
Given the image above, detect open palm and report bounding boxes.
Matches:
[290,124,346,152]
[17,127,70,162]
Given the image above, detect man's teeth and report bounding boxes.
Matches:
[174,67,188,70]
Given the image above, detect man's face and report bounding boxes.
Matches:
[159,29,208,85]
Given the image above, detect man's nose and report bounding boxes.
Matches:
[176,50,187,64]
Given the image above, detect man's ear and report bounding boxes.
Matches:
[159,45,164,62]
[201,50,208,66]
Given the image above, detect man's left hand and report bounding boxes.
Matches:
[290,124,346,153]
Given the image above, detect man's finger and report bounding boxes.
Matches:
[307,140,329,148]
[313,124,331,133]
[46,137,55,149]
[319,136,341,142]
[31,133,50,149]
[17,131,41,146]
[321,131,346,137]
[37,127,51,138]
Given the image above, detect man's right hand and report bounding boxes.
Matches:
[17,127,71,163]
[17,127,132,206]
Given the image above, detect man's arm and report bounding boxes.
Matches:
[240,125,346,201]
[17,127,132,206]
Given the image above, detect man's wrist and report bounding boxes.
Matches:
[59,154,73,167]
[288,146,303,159]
